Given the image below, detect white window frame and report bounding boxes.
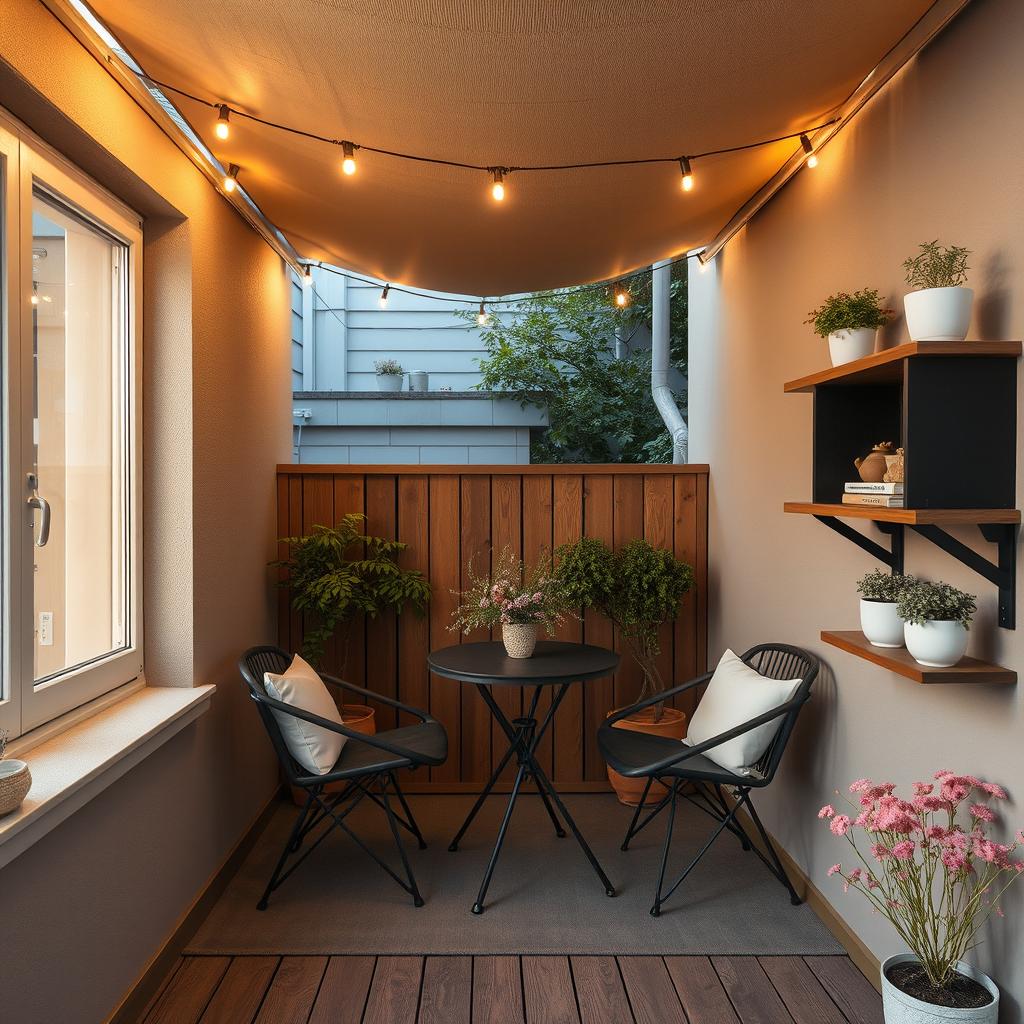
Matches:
[0,108,143,740]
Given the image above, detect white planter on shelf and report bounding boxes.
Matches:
[904,620,968,668]
[903,287,974,342]
[860,599,904,648]
[376,373,404,392]
[502,622,538,659]
[408,370,429,392]
[828,328,877,366]
[881,953,998,1024]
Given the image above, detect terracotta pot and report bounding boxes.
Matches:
[605,706,687,806]
[290,704,376,805]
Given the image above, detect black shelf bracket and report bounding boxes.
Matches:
[813,515,905,575]
[911,524,1017,629]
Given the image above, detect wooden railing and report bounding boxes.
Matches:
[276,464,709,792]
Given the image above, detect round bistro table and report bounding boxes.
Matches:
[426,640,620,914]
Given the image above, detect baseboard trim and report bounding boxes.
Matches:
[105,787,284,1024]
[729,801,881,991]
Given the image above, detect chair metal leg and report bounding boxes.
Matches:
[651,781,678,917]
[380,775,425,907]
[472,761,528,914]
[258,788,317,910]
[389,772,428,850]
[621,777,657,850]
[742,792,802,905]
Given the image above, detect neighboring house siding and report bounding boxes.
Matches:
[290,278,303,392]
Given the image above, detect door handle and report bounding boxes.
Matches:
[27,474,50,547]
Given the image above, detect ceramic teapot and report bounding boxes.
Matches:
[854,441,896,483]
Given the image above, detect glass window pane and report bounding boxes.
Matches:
[31,190,128,684]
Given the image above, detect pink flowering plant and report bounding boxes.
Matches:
[820,772,1023,990]
[450,547,568,634]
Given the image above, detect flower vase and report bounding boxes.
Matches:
[881,953,997,1023]
[502,623,538,658]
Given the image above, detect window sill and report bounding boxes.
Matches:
[0,685,215,870]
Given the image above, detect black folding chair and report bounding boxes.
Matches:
[597,643,818,917]
[240,645,447,910]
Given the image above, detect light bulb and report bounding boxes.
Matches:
[31,292,39,306]
[477,300,489,325]
[341,141,357,176]
[614,284,630,307]
[490,168,505,202]
[223,164,240,192]
[379,284,390,309]
[302,267,312,287]
[214,105,231,141]
[799,133,817,168]
[679,156,694,192]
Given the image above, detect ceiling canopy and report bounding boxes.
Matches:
[91,0,934,295]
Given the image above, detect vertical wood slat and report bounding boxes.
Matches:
[277,467,708,792]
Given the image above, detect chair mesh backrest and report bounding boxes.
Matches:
[239,645,306,780]
[740,643,819,780]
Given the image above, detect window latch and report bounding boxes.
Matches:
[27,473,50,547]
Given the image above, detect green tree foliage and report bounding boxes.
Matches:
[462,265,687,463]
[273,513,431,667]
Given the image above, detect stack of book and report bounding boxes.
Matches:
[842,481,904,507]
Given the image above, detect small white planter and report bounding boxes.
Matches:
[376,373,404,392]
[903,287,973,342]
[904,620,968,668]
[502,623,538,658]
[408,370,429,392]
[881,953,997,1024]
[828,327,877,366]
[860,599,904,648]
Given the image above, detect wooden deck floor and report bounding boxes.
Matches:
[141,954,882,1023]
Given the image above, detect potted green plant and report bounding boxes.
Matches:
[804,288,893,366]
[374,358,405,392]
[856,570,916,649]
[555,537,694,805]
[820,772,1021,1023]
[897,579,976,668]
[902,241,972,341]
[450,547,567,658]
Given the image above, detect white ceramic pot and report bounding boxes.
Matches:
[408,370,429,392]
[903,287,973,342]
[881,953,998,1024]
[860,599,904,648]
[376,373,404,392]
[904,620,968,668]
[828,327,877,366]
[502,622,538,658]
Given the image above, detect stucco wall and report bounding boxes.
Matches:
[688,0,1023,1017]
[0,1,290,1020]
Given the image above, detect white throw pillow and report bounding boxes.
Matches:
[684,649,802,774]
[264,654,345,775]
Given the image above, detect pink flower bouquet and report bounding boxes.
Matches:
[820,772,1022,991]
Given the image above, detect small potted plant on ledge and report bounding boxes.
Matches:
[0,730,32,817]
[856,570,916,648]
[451,547,567,658]
[805,288,893,367]
[554,537,694,805]
[374,358,405,391]
[902,240,972,341]
[897,579,976,668]
[820,772,1021,1023]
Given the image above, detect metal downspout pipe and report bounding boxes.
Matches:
[651,259,688,463]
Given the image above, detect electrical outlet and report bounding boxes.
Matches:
[39,611,53,646]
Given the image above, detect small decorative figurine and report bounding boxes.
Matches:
[854,441,896,483]
[883,447,905,484]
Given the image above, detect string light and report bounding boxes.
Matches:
[799,133,818,168]
[341,141,357,176]
[31,282,39,306]
[223,163,240,192]
[214,104,231,140]
[490,168,506,202]
[614,282,631,307]
[379,283,391,308]
[679,156,694,192]
[477,300,489,325]
[302,266,313,287]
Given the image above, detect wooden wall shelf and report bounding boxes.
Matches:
[784,502,1021,526]
[822,630,1016,684]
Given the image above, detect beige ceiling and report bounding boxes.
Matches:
[92,0,934,295]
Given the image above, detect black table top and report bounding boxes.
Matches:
[427,641,619,686]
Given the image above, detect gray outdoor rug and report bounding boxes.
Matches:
[186,794,843,956]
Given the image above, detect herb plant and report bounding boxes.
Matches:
[374,358,404,376]
[897,580,976,629]
[274,513,430,666]
[450,547,567,634]
[804,289,893,338]
[856,570,916,603]
[555,537,694,713]
[903,241,971,290]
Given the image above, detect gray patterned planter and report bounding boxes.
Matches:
[881,954,998,1024]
